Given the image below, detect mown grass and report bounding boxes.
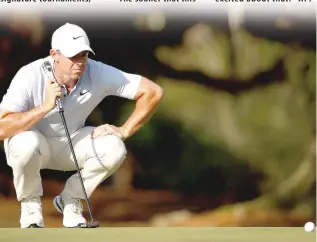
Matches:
[0,227,315,242]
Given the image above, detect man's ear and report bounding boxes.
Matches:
[49,49,59,62]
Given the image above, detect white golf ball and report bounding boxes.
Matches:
[304,222,315,232]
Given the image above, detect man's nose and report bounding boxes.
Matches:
[75,62,85,68]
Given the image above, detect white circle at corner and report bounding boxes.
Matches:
[304,222,315,232]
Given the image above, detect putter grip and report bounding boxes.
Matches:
[56,97,64,112]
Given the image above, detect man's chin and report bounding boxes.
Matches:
[70,73,83,80]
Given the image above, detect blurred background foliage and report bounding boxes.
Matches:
[0,8,315,227]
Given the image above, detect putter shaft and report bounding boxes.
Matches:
[43,61,98,227]
[57,99,95,222]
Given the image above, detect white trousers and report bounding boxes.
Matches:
[4,126,127,201]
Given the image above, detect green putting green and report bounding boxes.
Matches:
[0,228,315,242]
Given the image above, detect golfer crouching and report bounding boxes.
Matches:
[0,23,164,228]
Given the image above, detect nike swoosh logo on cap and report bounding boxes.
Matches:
[73,36,82,40]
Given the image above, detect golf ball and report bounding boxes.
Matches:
[304,222,315,232]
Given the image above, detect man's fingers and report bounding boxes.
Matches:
[104,124,120,133]
[91,125,124,139]
[91,128,108,139]
[93,131,108,139]
[51,82,60,88]
[105,127,116,134]
[54,87,62,94]
[56,91,62,97]
[47,78,56,84]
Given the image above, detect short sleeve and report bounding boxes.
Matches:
[0,67,30,112]
[97,62,142,100]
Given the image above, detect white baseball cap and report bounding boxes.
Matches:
[51,23,95,58]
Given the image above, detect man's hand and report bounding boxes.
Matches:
[91,124,127,140]
[42,79,62,113]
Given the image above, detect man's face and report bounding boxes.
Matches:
[51,49,88,83]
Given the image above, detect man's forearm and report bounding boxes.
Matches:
[121,90,163,138]
[0,106,47,140]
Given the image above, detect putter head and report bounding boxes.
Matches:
[79,220,99,228]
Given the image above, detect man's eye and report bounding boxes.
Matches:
[70,52,88,60]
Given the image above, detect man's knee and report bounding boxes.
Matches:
[7,131,42,170]
[92,135,127,170]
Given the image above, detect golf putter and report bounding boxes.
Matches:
[42,61,99,228]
